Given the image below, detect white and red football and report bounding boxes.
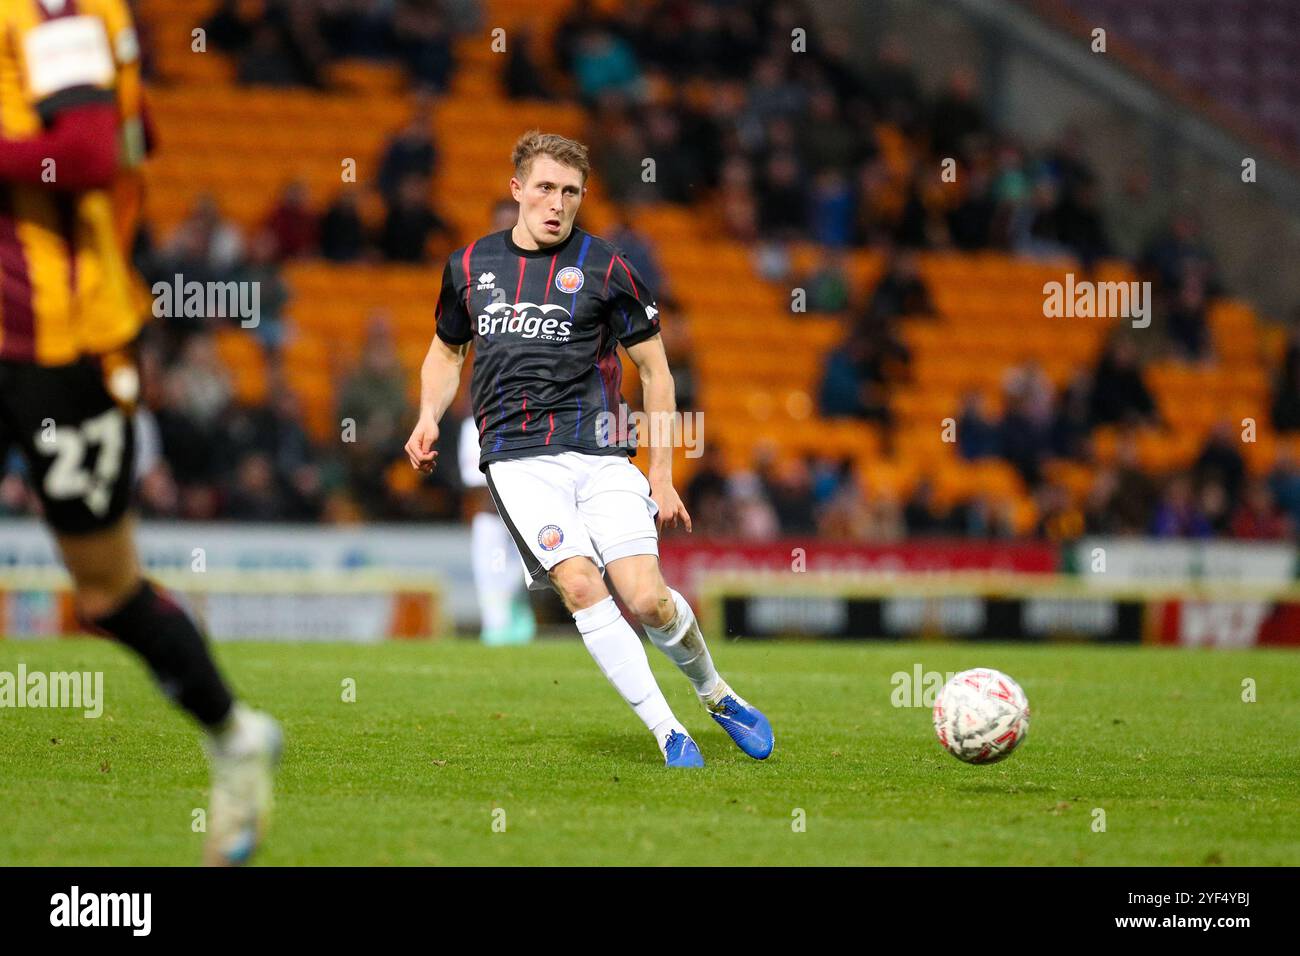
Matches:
[933,668,1030,764]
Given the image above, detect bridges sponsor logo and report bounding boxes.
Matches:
[476,302,574,341]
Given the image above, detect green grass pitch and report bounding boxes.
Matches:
[2,637,1298,866]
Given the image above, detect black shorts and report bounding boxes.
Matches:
[0,355,137,535]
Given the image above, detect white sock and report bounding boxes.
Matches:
[472,512,515,634]
[207,703,253,754]
[643,588,721,701]
[573,596,676,736]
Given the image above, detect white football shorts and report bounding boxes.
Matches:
[484,451,660,591]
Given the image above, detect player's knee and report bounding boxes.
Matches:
[73,578,141,623]
[549,560,608,612]
[626,581,674,627]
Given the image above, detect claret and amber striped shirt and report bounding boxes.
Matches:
[0,0,147,365]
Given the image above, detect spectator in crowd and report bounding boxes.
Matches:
[1108,167,1167,261]
[683,446,732,537]
[229,229,291,351]
[801,86,864,176]
[904,478,961,536]
[1035,482,1085,541]
[809,455,851,508]
[818,337,891,424]
[1051,373,1093,461]
[760,457,818,535]
[866,35,924,131]
[504,28,550,100]
[742,55,806,135]
[1199,479,1232,536]
[1268,445,1300,528]
[642,107,703,203]
[1193,421,1246,505]
[957,391,1000,460]
[319,190,369,262]
[1083,465,1121,534]
[378,174,453,262]
[1142,210,1221,300]
[233,14,327,88]
[157,194,245,287]
[1230,480,1291,539]
[929,67,985,164]
[571,27,643,104]
[658,314,697,412]
[1088,336,1158,427]
[317,0,393,59]
[225,453,286,521]
[592,120,654,205]
[265,180,319,260]
[1054,179,1111,265]
[801,249,852,315]
[810,166,856,247]
[154,334,235,517]
[728,471,780,540]
[1165,266,1213,361]
[392,1,455,91]
[1109,433,1159,534]
[225,373,326,522]
[998,368,1053,486]
[552,0,613,78]
[1150,475,1212,537]
[336,315,409,516]
[861,247,934,326]
[962,493,1019,539]
[376,97,439,202]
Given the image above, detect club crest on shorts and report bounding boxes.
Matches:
[538,524,564,551]
[554,266,584,295]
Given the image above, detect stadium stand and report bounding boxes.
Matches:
[55,0,1291,540]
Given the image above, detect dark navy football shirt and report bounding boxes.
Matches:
[435,225,661,470]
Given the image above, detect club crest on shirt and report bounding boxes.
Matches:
[555,266,584,294]
[538,525,564,551]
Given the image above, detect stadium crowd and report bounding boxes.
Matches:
[3,0,1293,543]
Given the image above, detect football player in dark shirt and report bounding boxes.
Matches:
[405,131,773,766]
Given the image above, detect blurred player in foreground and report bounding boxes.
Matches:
[406,132,773,766]
[460,396,537,643]
[0,0,279,864]
[454,201,536,645]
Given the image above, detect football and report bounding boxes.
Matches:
[933,668,1030,764]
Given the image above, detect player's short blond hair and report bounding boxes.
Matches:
[511,130,591,185]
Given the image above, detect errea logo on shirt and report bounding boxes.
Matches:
[477,272,496,290]
[477,302,574,341]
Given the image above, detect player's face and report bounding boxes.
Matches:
[510,156,586,248]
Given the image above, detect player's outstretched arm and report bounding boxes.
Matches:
[626,334,691,532]
[0,103,120,191]
[405,337,468,473]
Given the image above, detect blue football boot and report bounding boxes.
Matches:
[662,729,705,768]
[706,685,774,760]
